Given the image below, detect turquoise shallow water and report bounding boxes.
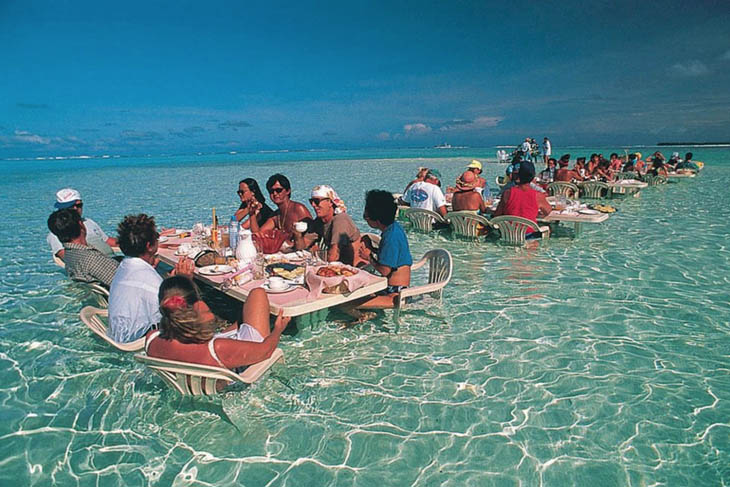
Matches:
[1,147,729,485]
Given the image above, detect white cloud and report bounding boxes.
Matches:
[473,116,503,127]
[722,50,730,60]
[376,131,391,140]
[438,115,503,131]
[670,60,710,77]
[13,130,50,144]
[403,123,431,135]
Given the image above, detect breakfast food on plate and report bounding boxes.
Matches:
[316,265,358,277]
[267,263,305,280]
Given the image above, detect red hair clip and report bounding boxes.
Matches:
[161,295,187,311]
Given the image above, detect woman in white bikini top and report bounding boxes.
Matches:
[145,276,289,370]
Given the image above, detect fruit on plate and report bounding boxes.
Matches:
[316,265,358,277]
[591,204,617,213]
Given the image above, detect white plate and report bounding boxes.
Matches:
[579,209,600,215]
[158,236,169,243]
[262,281,297,293]
[198,265,235,276]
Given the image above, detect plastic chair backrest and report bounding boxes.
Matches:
[579,181,609,199]
[88,282,110,308]
[394,249,453,327]
[447,211,491,238]
[547,182,579,198]
[644,174,667,186]
[134,348,284,396]
[403,208,444,232]
[489,215,540,245]
[79,306,146,352]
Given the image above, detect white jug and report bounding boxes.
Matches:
[235,229,257,267]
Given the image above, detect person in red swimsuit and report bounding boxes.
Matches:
[146,276,289,370]
[493,161,552,235]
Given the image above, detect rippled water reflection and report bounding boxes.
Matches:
[1,149,729,485]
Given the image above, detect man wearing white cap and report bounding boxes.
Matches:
[293,185,362,266]
[47,188,117,261]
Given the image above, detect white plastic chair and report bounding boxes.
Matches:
[79,306,146,352]
[490,216,550,245]
[134,348,284,396]
[394,249,453,329]
[87,282,110,308]
[447,211,491,238]
[402,208,447,232]
[53,255,65,269]
[547,182,579,198]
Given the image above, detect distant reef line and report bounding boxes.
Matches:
[658,142,730,146]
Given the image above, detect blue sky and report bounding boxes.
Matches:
[1,0,729,157]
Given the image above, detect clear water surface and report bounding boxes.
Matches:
[1,147,728,486]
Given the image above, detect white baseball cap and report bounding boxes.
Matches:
[54,188,82,209]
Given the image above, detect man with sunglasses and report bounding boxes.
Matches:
[47,188,117,262]
[293,185,362,266]
[250,174,311,238]
[400,169,448,218]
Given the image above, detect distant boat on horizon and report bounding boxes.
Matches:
[433,143,468,149]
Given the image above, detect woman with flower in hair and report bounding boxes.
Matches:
[145,276,289,370]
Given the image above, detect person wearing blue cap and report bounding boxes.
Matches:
[47,188,117,261]
[400,169,448,218]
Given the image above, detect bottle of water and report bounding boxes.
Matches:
[229,215,239,251]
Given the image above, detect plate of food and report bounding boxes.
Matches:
[266,262,306,281]
[198,265,235,276]
[315,265,359,278]
[578,209,600,215]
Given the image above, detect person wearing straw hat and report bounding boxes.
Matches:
[466,160,489,196]
[293,185,362,266]
[451,171,488,214]
[47,188,117,261]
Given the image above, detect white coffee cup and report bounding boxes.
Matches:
[294,221,308,233]
[268,276,286,290]
[179,243,192,254]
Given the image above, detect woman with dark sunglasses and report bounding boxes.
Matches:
[234,178,275,230]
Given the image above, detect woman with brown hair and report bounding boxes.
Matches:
[145,276,288,369]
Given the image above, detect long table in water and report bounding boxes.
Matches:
[156,237,387,319]
[667,172,696,179]
[540,210,610,235]
[608,180,648,196]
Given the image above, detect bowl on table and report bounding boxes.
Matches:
[252,229,288,254]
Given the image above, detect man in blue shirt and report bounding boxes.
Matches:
[353,190,413,313]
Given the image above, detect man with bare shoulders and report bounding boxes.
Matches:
[555,154,581,182]
[250,173,311,237]
[451,171,488,213]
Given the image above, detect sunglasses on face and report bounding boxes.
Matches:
[269,187,286,194]
[73,202,83,209]
[309,198,330,206]
[237,189,248,196]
